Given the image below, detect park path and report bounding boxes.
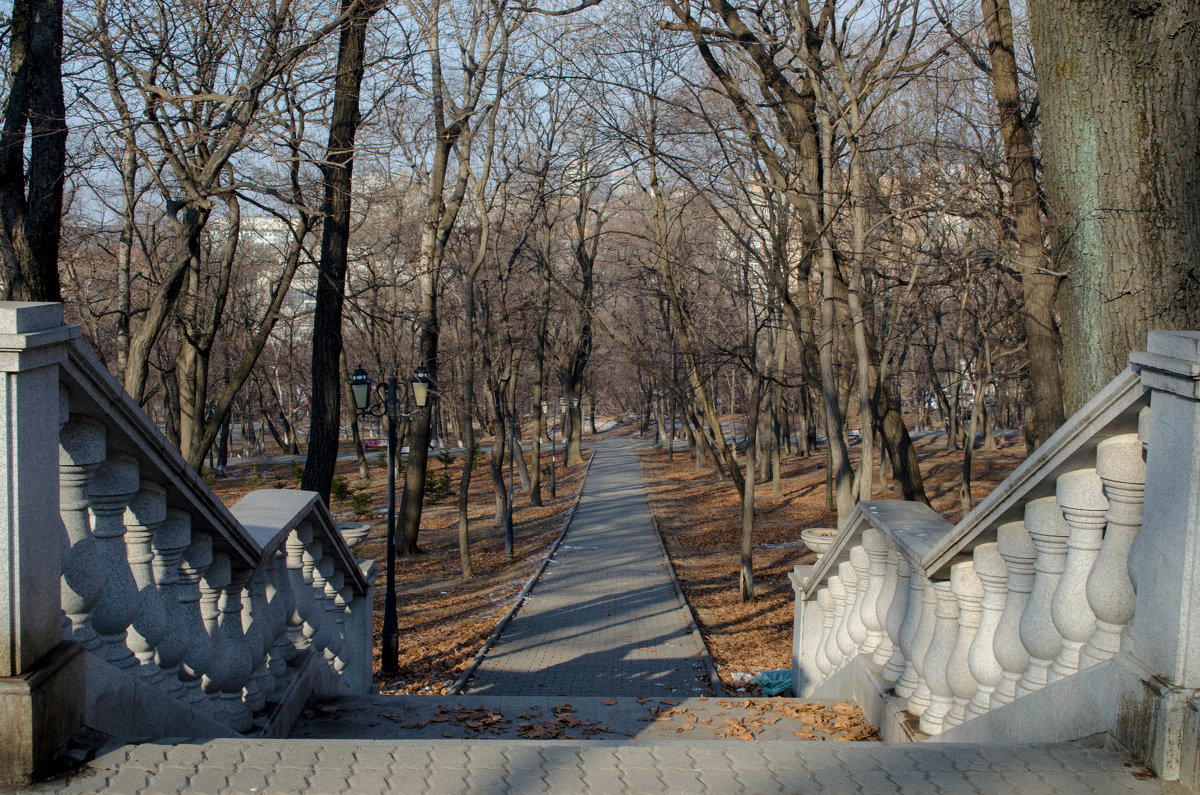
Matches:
[462,436,714,697]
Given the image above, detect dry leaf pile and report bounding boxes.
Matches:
[517,703,613,739]
[391,705,512,736]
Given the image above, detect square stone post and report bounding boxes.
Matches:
[0,302,85,786]
[1123,330,1200,785]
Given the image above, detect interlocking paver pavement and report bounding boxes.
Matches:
[34,737,1186,794]
[464,437,712,697]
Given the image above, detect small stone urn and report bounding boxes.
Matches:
[801,527,838,557]
[336,521,371,551]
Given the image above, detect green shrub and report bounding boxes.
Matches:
[423,468,453,503]
[330,474,351,500]
[376,450,388,469]
[348,489,371,518]
[291,459,304,482]
[247,467,264,488]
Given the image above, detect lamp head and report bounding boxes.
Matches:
[350,366,372,414]
[411,365,434,408]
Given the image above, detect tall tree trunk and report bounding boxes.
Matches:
[981,0,1065,449]
[1028,0,1200,411]
[0,0,66,302]
[740,375,759,603]
[302,0,378,502]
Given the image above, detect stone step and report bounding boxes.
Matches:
[288,694,876,743]
[33,736,1182,794]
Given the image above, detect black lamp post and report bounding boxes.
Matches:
[505,413,517,560]
[349,364,433,679]
[559,397,568,467]
[542,401,556,498]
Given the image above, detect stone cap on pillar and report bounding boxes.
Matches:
[0,302,80,373]
[1131,330,1200,398]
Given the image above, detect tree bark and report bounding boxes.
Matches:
[1028,0,1200,411]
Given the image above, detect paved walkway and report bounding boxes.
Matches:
[462,437,712,697]
[37,736,1184,794]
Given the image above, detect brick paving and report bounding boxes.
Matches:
[37,737,1186,794]
[462,437,712,697]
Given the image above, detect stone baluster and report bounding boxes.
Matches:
[301,532,326,656]
[284,526,312,657]
[319,562,345,669]
[1081,434,1145,666]
[242,565,274,711]
[199,551,232,723]
[826,576,848,670]
[1016,497,1069,696]
[843,554,868,653]
[904,576,939,717]
[993,521,1035,704]
[967,542,1006,717]
[870,545,900,669]
[918,579,958,735]
[58,416,107,649]
[124,482,169,688]
[218,566,254,732]
[87,451,142,669]
[893,564,926,699]
[267,552,294,690]
[177,534,215,713]
[881,554,911,684]
[814,589,834,676]
[859,530,887,655]
[333,576,352,674]
[1049,469,1107,681]
[945,562,983,729]
[151,508,191,699]
[310,544,335,659]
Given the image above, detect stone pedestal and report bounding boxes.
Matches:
[0,303,83,785]
[1124,331,1200,785]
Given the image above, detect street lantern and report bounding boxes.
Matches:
[347,364,433,680]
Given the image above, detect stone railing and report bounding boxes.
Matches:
[792,331,1200,788]
[0,303,376,785]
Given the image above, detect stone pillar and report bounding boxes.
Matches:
[967,543,1006,717]
[1050,469,1106,681]
[151,509,191,699]
[826,576,849,669]
[860,530,887,656]
[58,416,106,649]
[881,554,911,684]
[871,546,900,669]
[178,534,215,713]
[343,559,377,693]
[0,303,84,786]
[125,481,169,688]
[893,567,926,700]
[814,588,833,676]
[1016,497,1069,696]
[946,562,983,729]
[1082,434,1144,665]
[993,521,1035,705]
[87,452,141,669]
[841,558,866,653]
[919,579,958,735]
[1122,331,1200,784]
[904,577,939,717]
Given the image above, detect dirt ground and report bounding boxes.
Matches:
[638,430,1027,696]
[211,423,1024,703]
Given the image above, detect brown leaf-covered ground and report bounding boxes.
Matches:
[211,437,593,695]
[212,424,1023,707]
[638,431,1027,696]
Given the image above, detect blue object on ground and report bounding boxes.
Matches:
[757,669,792,697]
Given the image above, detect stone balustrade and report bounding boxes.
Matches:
[0,304,377,784]
[792,362,1154,744]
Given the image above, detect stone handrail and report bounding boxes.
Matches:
[792,332,1200,788]
[793,367,1147,730]
[0,303,375,784]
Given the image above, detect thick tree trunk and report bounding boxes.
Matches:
[1029,0,1200,411]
